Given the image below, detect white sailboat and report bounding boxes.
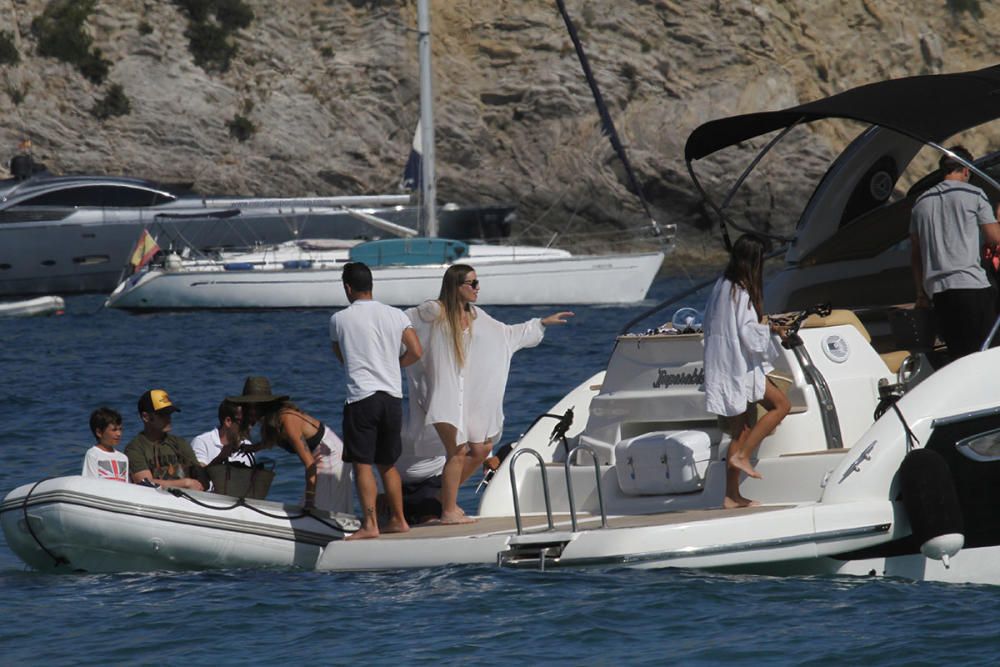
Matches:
[104,1,670,312]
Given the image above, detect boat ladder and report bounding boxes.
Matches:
[500,444,608,569]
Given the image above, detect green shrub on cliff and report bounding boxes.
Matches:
[31,0,111,84]
[947,0,983,18]
[174,0,254,73]
[0,31,20,65]
[226,114,255,142]
[91,83,131,120]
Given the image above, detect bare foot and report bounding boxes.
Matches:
[440,510,476,525]
[345,525,380,540]
[723,495,760,509]
[728,455,762,480]
[723,496,744,509]
[381,518,410,534]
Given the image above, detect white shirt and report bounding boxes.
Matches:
[702,277,779,417]
[394,452,446,485]
[189,428,253,466]
[404,300,544,456]
[330,299,414,403]
[82,446,129,482]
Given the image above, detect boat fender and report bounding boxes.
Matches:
[164,253,183,271]
[899,448,964,568]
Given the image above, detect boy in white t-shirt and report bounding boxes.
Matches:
[82,407,130,482]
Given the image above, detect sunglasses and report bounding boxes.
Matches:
[462,279,480,289]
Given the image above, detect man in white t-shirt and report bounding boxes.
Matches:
[190,399,253,467]
[82,407,129,482]
[330,261,422,539]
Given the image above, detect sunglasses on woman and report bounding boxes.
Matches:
[463,279,480,289]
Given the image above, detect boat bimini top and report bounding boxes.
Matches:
[684,63,1000,253]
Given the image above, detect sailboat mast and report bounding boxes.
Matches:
[417,0,437,237]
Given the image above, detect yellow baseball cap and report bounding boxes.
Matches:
[138,389,180,414]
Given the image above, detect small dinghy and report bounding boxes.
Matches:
[0,296,65,317]
[0,476,359,573]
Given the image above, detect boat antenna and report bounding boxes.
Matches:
[417,0,437,237]
[554,0,662,238]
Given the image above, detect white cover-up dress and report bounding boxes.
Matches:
[702,277,778,417]
[404,300,545,457]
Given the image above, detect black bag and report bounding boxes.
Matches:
[206,453,275,500]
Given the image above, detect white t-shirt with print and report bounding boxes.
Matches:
[82,446,130,482]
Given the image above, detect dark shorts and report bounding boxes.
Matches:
[933,287,997,360]
[403,475,442,524]
[342,391,402,465]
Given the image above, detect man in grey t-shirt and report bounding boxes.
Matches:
[910,146,1000,359]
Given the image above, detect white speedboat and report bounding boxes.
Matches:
[6,307,996,581]
[0,295,64,317]
[1,476,359,572]
[104,238,665,309]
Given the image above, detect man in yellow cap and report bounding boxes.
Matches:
[124,389,205,490]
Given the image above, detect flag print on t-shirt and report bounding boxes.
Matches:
[97,458,128,482]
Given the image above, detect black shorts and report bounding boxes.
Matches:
[342,391,402,465]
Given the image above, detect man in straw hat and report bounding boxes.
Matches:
[330,261,422,539]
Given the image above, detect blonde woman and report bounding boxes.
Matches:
[405,265,573,523]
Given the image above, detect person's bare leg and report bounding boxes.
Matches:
[346,463,381,540]
[735,380,791,476]
[460,441,492,484]
[377,463,410,534]
[723,416,755,508]
[434,422,475,524]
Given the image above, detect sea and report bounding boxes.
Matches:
[1,275,997,665]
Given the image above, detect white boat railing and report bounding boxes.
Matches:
[508,448,554,535]
[564,443,607,532]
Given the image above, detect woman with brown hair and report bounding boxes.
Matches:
[405,265,573,523]
[229,376,353,513]
[702,234,790,508]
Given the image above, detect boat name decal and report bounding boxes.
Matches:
[653,368,704,389]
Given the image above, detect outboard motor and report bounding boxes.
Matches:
[899,448,964,568]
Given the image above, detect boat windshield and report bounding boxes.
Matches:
[5,184,175,209]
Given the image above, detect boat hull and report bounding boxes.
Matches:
[106,251,665,309]
[0,295,64,317]
[1,477,354,573]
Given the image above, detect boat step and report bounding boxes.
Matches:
[497,539,571,570]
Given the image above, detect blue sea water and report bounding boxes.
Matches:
[1,276,998,665]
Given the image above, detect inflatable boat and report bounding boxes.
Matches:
[1,476,358,572]
[0,296,64,317]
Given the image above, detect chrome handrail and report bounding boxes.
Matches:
[564,444,607,532]
[980,312,1000,352]
[508,448,554,536]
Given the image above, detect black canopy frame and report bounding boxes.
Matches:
[684,64,1000,251]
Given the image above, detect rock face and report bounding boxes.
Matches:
[1,0,998,256]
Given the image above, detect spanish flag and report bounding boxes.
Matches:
[129,229,160,273]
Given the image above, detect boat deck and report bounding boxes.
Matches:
[377,504,789,540]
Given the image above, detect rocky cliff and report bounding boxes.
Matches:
[1,0,998,259]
